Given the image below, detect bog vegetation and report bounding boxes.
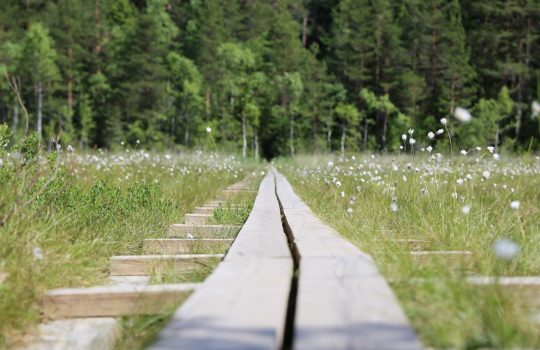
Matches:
[0,123,260,346]
[278,144,540,348]
[0,0,539,158]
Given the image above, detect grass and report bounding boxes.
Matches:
[0,140,261,348]
[278,153,540,348]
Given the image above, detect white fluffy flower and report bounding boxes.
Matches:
[347,207,353,214]
[206,126,212,133]
[409,138,416,145]
[453,107,472,123]
[493,153,500,160]
[482,170,490,179]
[327,161,334,167]
[460,150,467,155]
[436,129,444,135]
[461,204,471,215]
[33,246,43,260]
[509,200,520,210]
[427,131,435,139]
[401,134,407,141]
[487,146,495,153]
[440,117,448,125]
[390,202,398,212]
[493,238,519,260]
[426,146,433,153]
[408,128,414,135]
[532,101,540,119]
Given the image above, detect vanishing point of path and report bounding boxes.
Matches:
[149,169,423,350]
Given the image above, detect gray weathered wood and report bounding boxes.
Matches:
[468,276,540,309]
[193,207,215,215]
[167,224,241,238]
[109,254,223,276]
[16,318,121,350]
[274,169,423,350]
[42,283,198,318]
[143,238,233,254]
[149,171,292,350]
[185,213,212,225]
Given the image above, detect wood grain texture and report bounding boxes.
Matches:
[167,224,241,238]
[42,284,199,318]
[149,171,292,350]
[143,238,234,254]
[185,213,212,225]
[274,169,423,350]
[109,254,223,276]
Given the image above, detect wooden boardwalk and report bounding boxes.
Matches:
[150,170,422,349]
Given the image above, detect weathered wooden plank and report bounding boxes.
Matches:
[109,254,223,276]
[149,171,293,350]
[16,318,121,350]
[143,238,234,254]
[410,250,473,265]
[387,239,427,251]
[167,224,241,238]
[42,283,199,318]
[185,213,212,225]
[468,276,540,309]
[108,276,150,286]
[274,169,423,350]
[193,207,215,215]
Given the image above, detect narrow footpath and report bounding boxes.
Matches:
[150,169,423,350]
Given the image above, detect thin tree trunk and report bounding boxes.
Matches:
[36,81,43,138]
[327,129,332,153]
[290,117,295,157]
[341,127,346,155]
[363,117,368,151]
[255,133,259,161]
[242,113,247,159]
[13,105,18,132]
[184,113,189,145]
[67,46,74,114]
[495,123,500,152]
[382,111,388,150]
[302,16,308,48]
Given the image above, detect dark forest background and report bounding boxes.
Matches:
[0,0,539,158]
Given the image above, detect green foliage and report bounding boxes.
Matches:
[0,0,539,154]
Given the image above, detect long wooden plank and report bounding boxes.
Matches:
[149,171,292,350]
[42,283,199,318]
[109,254,223,276]
[185,213,212,225]
[17,318,121,350]
[193,207,215,215]
[143,238,233,254]
[274,169,423,350]
[167,224,241,238]
[468,276,540,309]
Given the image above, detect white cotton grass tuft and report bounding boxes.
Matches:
[532,101,540,119]
[493,238,519,261]
[409,138,416,145]
[408,128,414,135]
[347,207,353,214]
[460,150,467,155]
[427,131,435,139]
[440,118,448,125]
[487,146,495,153]
[453,107,472,123]
[436,129,444,135]
[390,202,398,212]
[461,204,471,215]
[206,126,212,133]
[401,134,407,141]
[509,200,520,210]
[32,246,43,260]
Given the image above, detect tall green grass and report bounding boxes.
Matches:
[0,129,260,347]
[279,154,540,348]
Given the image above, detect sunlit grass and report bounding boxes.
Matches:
[0,149,261,347]
[279,153,540,348]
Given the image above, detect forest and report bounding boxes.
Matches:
[0,0,539,158]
